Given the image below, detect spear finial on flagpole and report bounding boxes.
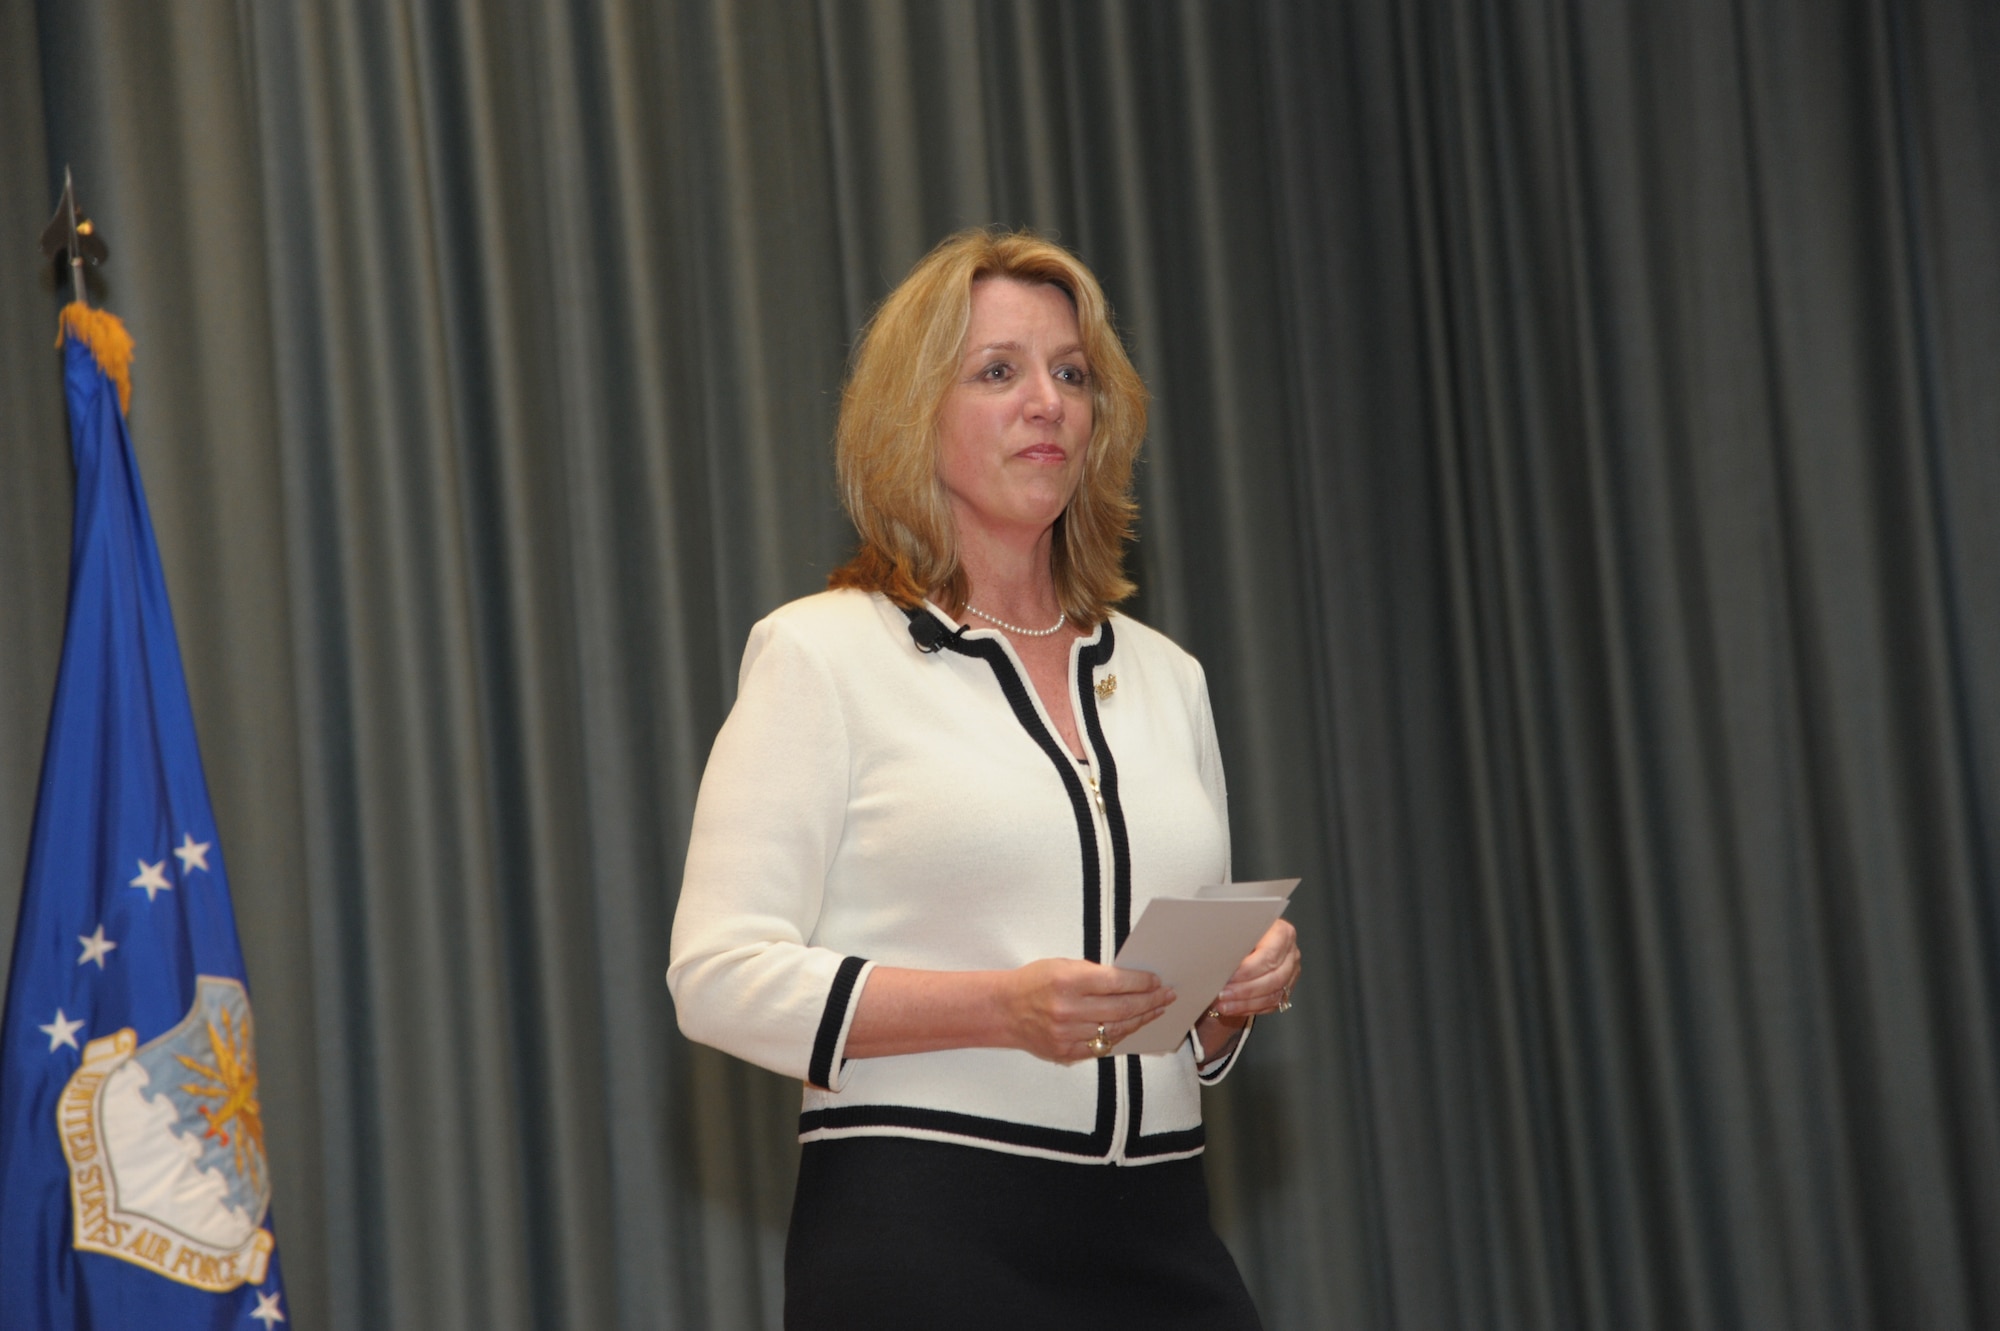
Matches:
[40,166,109,306]
[42,170,132,413]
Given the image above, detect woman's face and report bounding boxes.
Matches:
[937,277,1093,549]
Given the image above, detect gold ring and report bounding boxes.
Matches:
[1086,1023,1109,1056]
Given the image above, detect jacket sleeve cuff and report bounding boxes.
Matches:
[1188,1014,1254,1083]
[806,956,874,1091]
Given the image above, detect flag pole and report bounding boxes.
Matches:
[41,172,133,413]
[40,166,108,307]
[63,167,84,306]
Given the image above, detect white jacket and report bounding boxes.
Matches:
[668,589,1250,1165]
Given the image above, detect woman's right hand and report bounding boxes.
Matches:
[1002,959,1176,1063]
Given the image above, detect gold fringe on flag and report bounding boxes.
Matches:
[55,301,134,416]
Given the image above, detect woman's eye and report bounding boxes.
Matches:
[1056,365,1089,385]
[982,363,1012,382]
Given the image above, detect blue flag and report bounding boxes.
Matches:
[0,306,287,1330]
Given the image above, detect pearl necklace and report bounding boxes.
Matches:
[965,604,1067,637]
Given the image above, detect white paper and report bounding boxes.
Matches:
[1195,876,1302,902]
[1107,883,1294,1056]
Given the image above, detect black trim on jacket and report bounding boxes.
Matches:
[1080,627,1209,1160]
[809,955,869,1090]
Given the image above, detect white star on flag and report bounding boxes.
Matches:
[249,1290,286,1326]
[129,858,172,901]
[173,832,212,874]
[76,925,117,968]
[39,1009,84,1052]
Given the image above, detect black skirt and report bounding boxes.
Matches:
[784,1137,1262,1330]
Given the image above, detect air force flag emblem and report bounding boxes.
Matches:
[57,977,274,1291]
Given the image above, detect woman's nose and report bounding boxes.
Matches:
[1025,373,1064,422]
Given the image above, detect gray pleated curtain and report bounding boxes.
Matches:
[2,2,1995,1328]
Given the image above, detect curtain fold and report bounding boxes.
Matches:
[2,2,1995,1328]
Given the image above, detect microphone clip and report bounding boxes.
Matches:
[908,613,969,654]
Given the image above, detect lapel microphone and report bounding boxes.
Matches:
[907,613,970,654]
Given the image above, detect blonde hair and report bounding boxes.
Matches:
[826,228,1148,626]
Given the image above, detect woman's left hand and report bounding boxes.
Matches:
[1206,918,1301,1020]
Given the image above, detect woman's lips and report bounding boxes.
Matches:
[1016,444,1068,462]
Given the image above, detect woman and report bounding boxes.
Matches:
[669,229,1301,1328]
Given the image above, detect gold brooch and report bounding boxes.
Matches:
[1094,674,1117,701]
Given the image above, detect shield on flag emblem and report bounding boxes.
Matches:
[58,976,275,1291]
